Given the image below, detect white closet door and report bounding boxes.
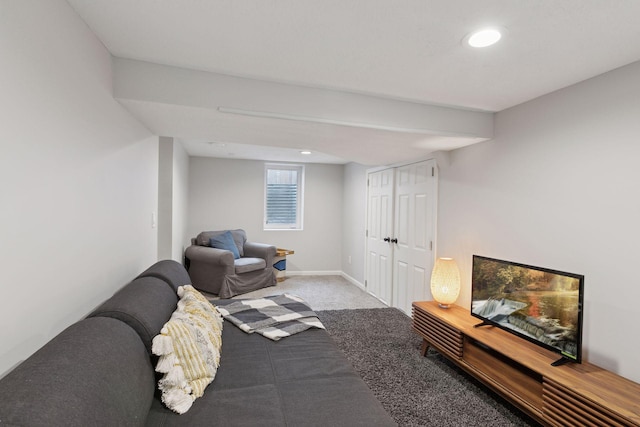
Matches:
[392,160,436,315]
[365,168,394,305]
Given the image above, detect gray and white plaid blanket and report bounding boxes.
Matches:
[214,293,324,341]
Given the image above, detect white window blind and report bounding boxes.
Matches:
[264,164,304,230]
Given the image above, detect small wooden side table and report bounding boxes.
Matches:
[273,248,294,282]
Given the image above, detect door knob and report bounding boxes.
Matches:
[383,237,391,242]
[391,238,398,244]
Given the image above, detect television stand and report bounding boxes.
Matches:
[550,356,574,367]
[472,320,493,328]
[412,301,640,426]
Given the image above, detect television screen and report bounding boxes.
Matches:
[471,255,584,365]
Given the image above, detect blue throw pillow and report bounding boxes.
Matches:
[209,231,240,259]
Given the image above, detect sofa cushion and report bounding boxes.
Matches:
[89,276,178,354]
[0,317,154,427]
[234,257,266,274]
[145,323,397,426]
[137,259,192,292]
[210,231,240,259]
[146,384,287,426]
[152,285,224,414]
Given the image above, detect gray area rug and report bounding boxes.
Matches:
[316,308,541,427]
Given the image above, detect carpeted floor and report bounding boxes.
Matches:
[213,275,388,310]
[316,307,542,427]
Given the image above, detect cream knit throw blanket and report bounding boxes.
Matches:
[152,285,223,414]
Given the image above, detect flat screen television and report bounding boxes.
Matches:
[471,255,584,366]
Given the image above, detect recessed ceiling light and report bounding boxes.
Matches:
[300,150,312,155]
[466,28,503,48]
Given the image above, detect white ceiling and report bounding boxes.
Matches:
[68,0,640,165]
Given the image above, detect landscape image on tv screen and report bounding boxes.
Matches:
[471,255,584,363]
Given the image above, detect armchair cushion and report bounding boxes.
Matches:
[234,258,266,274]
[209,231,240,259]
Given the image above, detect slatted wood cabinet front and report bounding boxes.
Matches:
[412,301,640,427]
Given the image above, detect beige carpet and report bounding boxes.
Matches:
[211,275,388,311]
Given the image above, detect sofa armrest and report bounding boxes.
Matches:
[243,242,276,267]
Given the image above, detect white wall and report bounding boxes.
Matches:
[188,157,343,272]
[172,139,190,261]
[438,60,640,383]
[341,163,368,284]
[0,0,157,375]
[158,137,190,262]
[158,137,173,259]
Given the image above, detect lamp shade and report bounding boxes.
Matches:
[430,257,461,308]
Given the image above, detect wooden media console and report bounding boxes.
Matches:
[412,301,640,426]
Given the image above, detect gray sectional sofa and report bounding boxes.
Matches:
[0,260,396,426]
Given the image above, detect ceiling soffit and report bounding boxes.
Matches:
[113,58,494,165]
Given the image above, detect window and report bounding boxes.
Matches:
[264,164,304,230]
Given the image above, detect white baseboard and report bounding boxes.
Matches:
[340,272,366,290]
[285,270,389,307]
[285,270,367,292]
[285,270,342,277]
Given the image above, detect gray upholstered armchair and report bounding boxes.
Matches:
[185,229,277,298]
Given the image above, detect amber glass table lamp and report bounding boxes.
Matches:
[430,257,461,308]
